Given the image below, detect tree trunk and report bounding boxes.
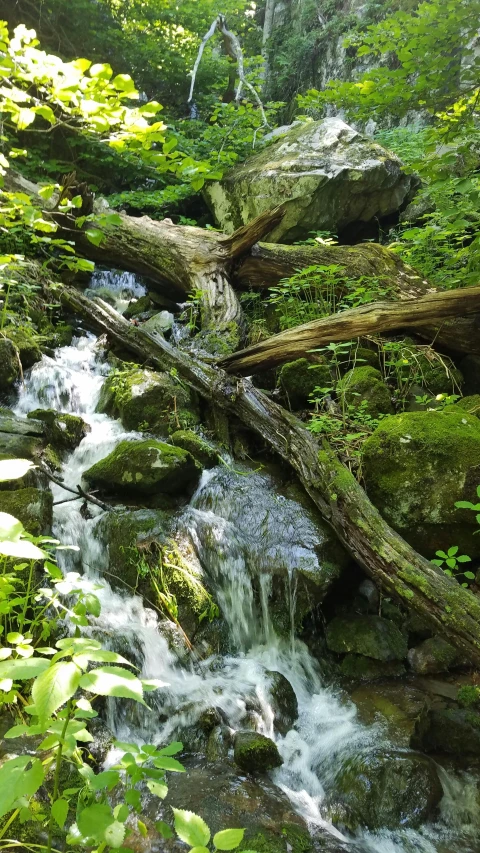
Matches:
[219,285,480,373]
[61,286,480,666]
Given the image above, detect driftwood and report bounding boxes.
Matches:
[60,286,480,666]
[219,284,480,373]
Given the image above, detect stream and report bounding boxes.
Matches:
[13,270,480,853]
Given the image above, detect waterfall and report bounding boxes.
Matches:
[13,316,480,853]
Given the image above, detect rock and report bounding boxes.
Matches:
[326,615,407,661]
[0,339,21,393]
[83,439,201,497]
[278,358,331,409]
[337,366,393,418]
[460,354,480,395]
[419,709,480,756]
[204,118,416,243]
[454,395,480,418]
[362,409,480,557]
[357,579,379,610]
[326,748,443,830]
[27,409,90,451]
[234,731,283,774]
[350,684,430,748]
[94,508,171,590]
[407,636,459,674]
[0,433,44,460]
[170,429,220,468]
[0,487,53,535]
[340,654,406,682]
[267,671,298,735]
[123,294,153,319]
[141,310,174,336]
[97,367,200,433]
[2,325,42,369]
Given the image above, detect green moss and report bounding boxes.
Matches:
[97,368,200,433]
[454,395,480,418]
[234,731,283,774]
[457,685,480,708]
[170,430,219,468]
[28,409,89,451]
[243,824,312,853]
[0,338,21,391]
[279,358,331,409]
[194,322,241,357]
[0,487,52,535]
[337,366,393,417]
[326,615,407,661]
[123,294,152,319]
[340,653,406,682]
[2,325,42,368]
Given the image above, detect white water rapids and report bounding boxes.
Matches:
[12,274,480,853]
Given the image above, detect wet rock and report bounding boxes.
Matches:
[27,409,90,451]
[278,358,331,409]
[97,367,200,433]
[0,487,53,535]
[350,684,430,748]
[419,709,480,756]
[170,430,220,468]
[142,310,174,336]
[357,579,379,611]
[123,294,153,319]
[337,366,393,418]
[0,338,21,392]
[340,654,406,683]
[206,725,230,761]
[326,615,407,661]
[2,325,42,369]
[362,409,480,558]
[267,671,298,735]
[83,439,201,497]
[234,731,283,774]
[407,636,459,675]
[0,433,44,460]
[326,748,443,831]
[95,508,171,590]
[204,118,416,243]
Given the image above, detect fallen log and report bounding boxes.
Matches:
[60,285,480,666]
[219,284,480,373]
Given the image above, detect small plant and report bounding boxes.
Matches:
[457,684,480,708]
[431,545,474,587]
[455,485,480,524]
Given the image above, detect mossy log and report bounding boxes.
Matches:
[219,285,480,373]
[61,286,480,666]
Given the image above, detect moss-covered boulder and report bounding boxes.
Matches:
[0,487,53,535]
[95,508,171,590]
[349,684,430,749]
[97,367,200,433]
[326,749,442,831]
[454,395,480,418]
[142,311,174,336]
[340,654,406,682]
[419,709,480,756]
[362,409,480,557]
[170,430,219,468]
[337,366,393,417]
[83,439,200,497]
[326,615,407,661]
[278,358,331,409]
[0,339,21,392]
[234,731,283,774]
[123,294,153,319]
[267,671,298,736]
[407,636,459,674]
[2,325,42,368]
[27,409,90,451]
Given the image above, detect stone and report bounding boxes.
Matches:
[362,409,480,557]
[27,409,90,451]
[233,731,283,774]
[337,366,393,418]
[326,748,443,830]
[123,294,152,319]
[170,430,220,468]
[278,358,331,409]
[267,671,298,735]
[326,615,408,661]
[350,684,430,748]
[0,487,53,536]
[407,636,459,674]
[419,709,480,756]
[141,310,174,335]
[454,395,480,418]
[2,325,42,369]
[340,654,406,682]
[94,508,171,590]
[0,339,21,393]
[96,367,200,433]
[357,579,379,610]
[0,434,44,460]
[83,439,201,497]
[204,118,416,243]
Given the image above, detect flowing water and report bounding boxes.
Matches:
[12,272,480,853]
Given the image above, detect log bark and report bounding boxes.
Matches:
[219,285,480,373]
[60,285,480,666]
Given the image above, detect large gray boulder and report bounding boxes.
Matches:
[204,118,416,243]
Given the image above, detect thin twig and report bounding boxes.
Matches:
[38,462,112,512]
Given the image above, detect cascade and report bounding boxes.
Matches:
[12,271,480,853]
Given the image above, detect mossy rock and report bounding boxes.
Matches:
[234,731,283,774]
[340,654,406,683]
[0,338,21,392]
[123,294,152,319]
[84,439,201,498]
[95,508,171,591]
[345,345,380,371]
[326,615,407,661]
[160,541,215,637]
[337,366,393,417]
[326,748,442,830]
[170,430,220,468]
[279,358,331,409]
[418,357,463,396]
[362,409,480,557]
[2,325,42,368]
[407,636,459,674]
[27,409,90,451]
[349,684,429,748]
[0,434,44,460]
[454,395,480,418]
[0,487,53,535]
[267,671,298,735]
[419,708,480,756]
[97,367,200,433]
[192,323,242,357]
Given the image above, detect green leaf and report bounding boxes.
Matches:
[158,741,183,755]
[445,558,457,569]
[213,829,245,850]
[156,820,174,839]
[172,808,210,847]
[146,779,168,799]
[105,821,126,848]
[464,571,476,580]
[447,546,458,556]
[0,512,24,540]
[84,593,101,617]
[0,756,44,819]
[153,756,185,772]
[191,178,205,191]
[456,554,472,563]
[85,228,104,247]
[79,666,145,702]
[77,803,116,843]
[17,108,36,130]
[0,538,47,560]
[51,798,69,829]
[0,459,34,482]
[138,820,148,838]
[89,63,113,80]
[0,656,50,680]
[189,848,210,853]
[32,660,81,723]
[90,770,120,792]
[455,501,476,509]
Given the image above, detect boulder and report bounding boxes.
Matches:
[233,731,283,774]
[0,487,53,536]
[0,339,21,393]
[94,508,171,590]
[123,294,153,319]
[204,118,416,243]
[337,366,393,418]
[170,430,220,468]
[96,367,200,433]
[326,748,443,831]
[27,409,90,451]
[419,709,480,756]
[267,671,298,735]
[407,636,459,675]
[362,409,480,557]
[454,395,480,418]
[278,358,331,409]
[141,310,174,336]
[340,654,406,683]
[2,325,42,369]
[326,615,407,661]
[350,684,430,748]
[83,439,200,497]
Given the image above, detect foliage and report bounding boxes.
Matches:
[431,545,474,588]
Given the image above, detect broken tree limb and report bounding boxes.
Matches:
[60,285,480,666]
[219,284,480,373]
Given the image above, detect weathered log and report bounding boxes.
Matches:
[219,285,480,373]
[60,285,480,666]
